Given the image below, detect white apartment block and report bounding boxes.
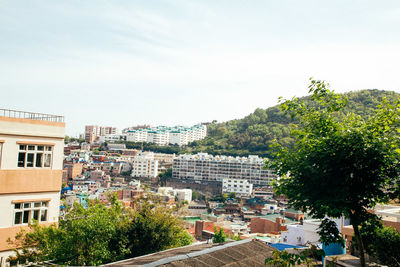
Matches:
[222,178,253,196]
[175,189,192,203]
[0,109,65,259]
[157,187,192,203]
[126,124,207,146]
[131,152,159,178]
[172,153,277,186]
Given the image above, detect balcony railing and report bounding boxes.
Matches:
[0,109,64,122]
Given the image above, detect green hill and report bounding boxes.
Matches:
[185,89,400,157]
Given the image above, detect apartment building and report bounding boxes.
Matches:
[222,178,253,196]
[63,162,83,180]
[0,109,65,259]
[126,124,207,146]
[131,152,159,178]
[84,125,119,143]
[172,153,277,186]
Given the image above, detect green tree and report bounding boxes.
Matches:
[356,216,400,267]
[127,202,192,257]
[8,195,193,266]
[267,79,400,267]
[317,218,345,247]
[159,168,172,186]
[192,191,198,200]
[212,227,226,243]
[8,197,130,266]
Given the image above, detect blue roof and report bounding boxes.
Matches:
[269,243,303,251]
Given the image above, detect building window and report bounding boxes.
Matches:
[14,201,49,225]
[18,145,53,168]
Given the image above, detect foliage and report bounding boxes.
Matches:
[8,195,192,266]
[194,89,400,157]
[303,245,325,261]
[116,90,400,158]
[8,196,130,266]
[267,79,400,267]
[317,218,345,247]
[127,202,193,257]
[192,191,198,200]
[265,250,312,267]
[356,216,400,267]
[210,193,228,203]
[230,234,242,241]
[159,168,172,186]
[213,227,226,243]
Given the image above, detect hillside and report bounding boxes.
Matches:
[184,89,400,158]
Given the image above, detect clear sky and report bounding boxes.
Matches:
[1,0,400,135]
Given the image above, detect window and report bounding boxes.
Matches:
[14,201,49,225]
[18,144,53,168]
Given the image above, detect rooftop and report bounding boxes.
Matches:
[0,108,64,122]
[104,239,275,266]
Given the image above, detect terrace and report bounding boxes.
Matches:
[0,108,64,122]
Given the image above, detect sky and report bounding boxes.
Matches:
[1,0,400,136]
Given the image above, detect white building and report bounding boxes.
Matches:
[98,134,126,143]
[222,178,253,196]
[173,153,277,186]
[126,124,207,146]
[158,187,192,203]
[126,129,148,142]
[131,152,159,178]
[158,187,175,197]
[175,189,192,203]
[281,218,346,246]
[0,109,65,259]
[147,131,169,146]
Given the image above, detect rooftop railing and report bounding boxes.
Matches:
[0,109,64,122]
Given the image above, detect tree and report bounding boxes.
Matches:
[127,202,192,257]
[212,227,226,243]
[159,168,172,187]
[356,216,400,267]
[267,79,400,267]
[317,218,345,247]
[8,195,193,266]
[192,191,198,200]
[8,196,131,266]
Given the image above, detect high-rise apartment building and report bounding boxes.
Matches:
[84,125,119,143]
[126,124,207,146]
[0,109,65,259]
[172,153,276,186]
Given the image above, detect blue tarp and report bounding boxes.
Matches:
[269,243,303,251]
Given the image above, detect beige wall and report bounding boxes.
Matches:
[0,116,64,138]
[0,169,62,194]
[0,191,60,228]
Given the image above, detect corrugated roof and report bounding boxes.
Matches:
[104,239,275,267]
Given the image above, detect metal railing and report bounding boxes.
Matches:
[0,108,64,122]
